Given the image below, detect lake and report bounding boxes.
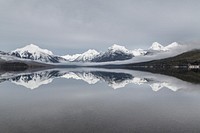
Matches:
[0,68,200,133]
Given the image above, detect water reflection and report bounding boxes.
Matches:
[1,68,200,133]
[0,68,200,91]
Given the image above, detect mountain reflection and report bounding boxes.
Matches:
[0,68,200,91]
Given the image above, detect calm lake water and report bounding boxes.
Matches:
[0,68,200,133]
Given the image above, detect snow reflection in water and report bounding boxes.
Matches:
[0,68,200,92]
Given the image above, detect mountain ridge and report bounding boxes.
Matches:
[62,42,179,62]
[1,42,181,63]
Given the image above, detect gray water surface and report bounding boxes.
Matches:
[0,68,200,133]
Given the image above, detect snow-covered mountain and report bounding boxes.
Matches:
[106,44,147,57]
[149,42,180,51]
[165,42,180,50]
[132,48,147,56]
[0,42,180,63]
[62,44,136,62]
[61,54,81,62]
[91,44,135,62]
[62,43,179,62]
[11,44,66,63]
[62,49,100,62]
[146,42,180,56]
[149,42,168,51]
[62,44,147,62]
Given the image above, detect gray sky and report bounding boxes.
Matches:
[0,0,200,55]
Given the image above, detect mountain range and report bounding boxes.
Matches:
[0,42,180,64]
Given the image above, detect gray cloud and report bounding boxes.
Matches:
[0,0,200,55]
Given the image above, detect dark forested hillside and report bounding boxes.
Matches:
[125,49,200,68]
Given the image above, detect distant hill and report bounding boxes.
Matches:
[118,50,200,83]
[125,49,200,67]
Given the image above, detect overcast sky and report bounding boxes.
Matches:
[0,0,200,55]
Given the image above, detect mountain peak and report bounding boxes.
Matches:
[83,49,99,55]
[149,42,167,51]
[12,44,53,55]
[27,43,39,48]
[10,44,63,63]
[20,44,40,50]
[108,44,129,53]
[165,42,180,50]
[76,49,100,61]
[62,49,100,62]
